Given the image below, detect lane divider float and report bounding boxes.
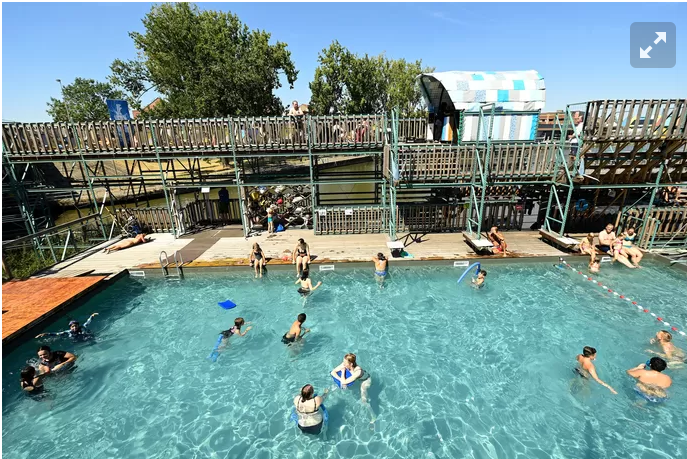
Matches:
[558,258,687,341]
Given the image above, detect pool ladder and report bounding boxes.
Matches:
[159,250,184,280]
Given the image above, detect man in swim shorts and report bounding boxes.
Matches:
[627,357,672,400]
[575,346,617,394]
[647,330,686,368]
[597,223,615,254]
[372,253,388,286]
[282,313,310,345]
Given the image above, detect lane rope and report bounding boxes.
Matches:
[558,258,687,341]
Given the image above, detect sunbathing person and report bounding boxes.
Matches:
[104,234,151,253]
[488,227,508,257]
[579,233,597,263]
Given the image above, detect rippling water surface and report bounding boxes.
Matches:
[3,259,687,459]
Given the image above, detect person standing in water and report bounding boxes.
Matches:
[627,357,672,401]
[282,313,310,345]
[19,366,49,394]
[330,353,373,403]
[295,270,322,297]
[293,384,329,435]
[372,253,388,286]
[574,346,617,394]
[37,346,77,374]
[471,269,487,288]
[647,330,686,367]
[36,313,98,341]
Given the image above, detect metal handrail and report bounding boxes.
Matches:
[1,213,103,247]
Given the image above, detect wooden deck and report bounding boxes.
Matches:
[2,276,107,344]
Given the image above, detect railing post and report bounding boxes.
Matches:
[228,117,249,237]
[307,115,316,235]
[638,160,665,243]
[149,121,178,237]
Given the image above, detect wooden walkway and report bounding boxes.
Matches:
[2,276,107,344]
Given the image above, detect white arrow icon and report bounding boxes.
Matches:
[654,32,667,44]
[640,46,652,58]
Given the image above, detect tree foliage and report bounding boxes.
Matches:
[110,3,298,118]
[46,78,124,122]
[309,41,434,116]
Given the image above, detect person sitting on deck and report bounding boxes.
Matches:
[293,238,311,275]
[620,228,643,267]
[597,223,615,253]
[647,331,686,368]
[627,357,672,401]
[575,346,617,394]
[282,313,310,345]
[579,233,597,263]
[611,236,636,269]
[295,270,321,297]
[104,234,151,254]
[249,243,266,278]
[372,253,388,286]
[37,346,77,374]
[35,313,98,341]
[487,227,508,257]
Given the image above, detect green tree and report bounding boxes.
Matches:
[46,78,125,122]
[309,41,434,116]
[110,3,298,118]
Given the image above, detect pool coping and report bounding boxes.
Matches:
[1,271,128,356]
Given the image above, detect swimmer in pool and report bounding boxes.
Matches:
[218,318,252,349]
[627,357,672,400]
[471,269,487,288]
[35,313,98,341]
[293,384,329,435]
[589,260,600,274]
[282,313,310,345]
[19,366,49,394]
[647,330,686,368]
[372,253,388,286]
[37,346,77,374]
[295,270,321,296]
[331,353,373,403]
[575,346,617,394]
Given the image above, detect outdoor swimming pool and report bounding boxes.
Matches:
[3,259,687,459]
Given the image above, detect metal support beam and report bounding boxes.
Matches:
[149,121,178,238]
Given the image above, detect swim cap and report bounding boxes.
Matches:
[69,320,78,326]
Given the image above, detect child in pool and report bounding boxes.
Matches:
[471,270,487,288]
[589,260,600,274]
[647,330,686,368]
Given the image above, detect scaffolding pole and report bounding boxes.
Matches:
[149,121,178,238]
[466,103,495,238]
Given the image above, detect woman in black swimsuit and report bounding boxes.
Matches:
[292,238,311,275]
[249,243,266,278]
[295,270,322,296]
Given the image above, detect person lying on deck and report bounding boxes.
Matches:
[104,234,151,253]
[487,227,508,257]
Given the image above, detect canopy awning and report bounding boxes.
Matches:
[418,70,546,112]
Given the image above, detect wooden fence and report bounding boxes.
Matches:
[116,207,175,233]
[583,99,687,142]
[1,115,386,158]
[314,206,388,235]
[397,143,558,182]
[398,118,429,142]
[178,199,242,229]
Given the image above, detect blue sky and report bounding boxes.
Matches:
[2,2,686,122]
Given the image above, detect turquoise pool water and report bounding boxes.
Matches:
[3,259,687,458]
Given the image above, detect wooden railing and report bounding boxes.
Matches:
[396,202,525,233]
[179,199,242,229]
[583,99,687,142]
[116,207,175,233]
[1,115,386,159]
[398,118,428,142]
[314,205,388,235]
[397,143,558,182]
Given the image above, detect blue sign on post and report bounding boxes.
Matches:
[106,99,131,147]
[106,99,131,120]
